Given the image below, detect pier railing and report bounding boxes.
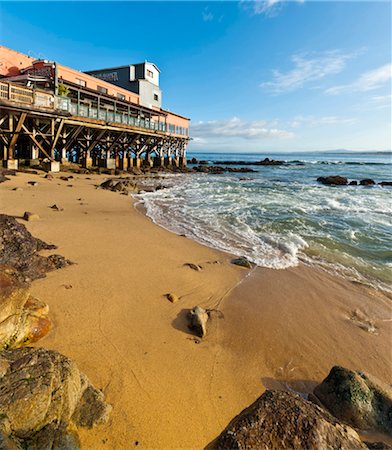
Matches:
[0,81,188,137]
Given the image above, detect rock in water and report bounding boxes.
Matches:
[207,390,367,450]
[231,256,252,269]
[0,214,72,281]
[313,366,392,435]
[187,306,209,338]
[360,179,376,186]
[0,347,111,448]
[317,176,348,186]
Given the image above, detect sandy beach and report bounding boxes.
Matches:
[1,170,391,449]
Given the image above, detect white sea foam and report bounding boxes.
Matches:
[134,165,392,290]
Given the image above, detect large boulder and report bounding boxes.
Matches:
[0,347,111,449]
[0,215,72,282]
[313,366,392,435]
[0,269,51,349]
[317,176,348,186]
[207,390,367,449]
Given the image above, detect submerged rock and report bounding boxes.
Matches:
[207,389,367,450]
[0,346,111,449]
[379,181,392,186]
[231,256,253,269]
[313,366,392,435]
[0,214,72,282]
[317,176,348,186]
[187,306,209,338]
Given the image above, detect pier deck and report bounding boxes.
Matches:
[0,81,189,171]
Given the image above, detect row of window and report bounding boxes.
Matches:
[167,124,188,136]
[75,77,127,101]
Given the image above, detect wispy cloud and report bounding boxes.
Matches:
[325,64,392,95]
[191,117,294,142]
[261,50,355,93]
[202,6,214,22]
[242,0,305,17]
[289,115,357,128]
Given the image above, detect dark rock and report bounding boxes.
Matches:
[50,204,64,211]
[0,214,72,282]
[23,211,40,222]
[44,174,54,180]
[193,166,256,174]
[0,347,111,448]
[211,158,284,166]
[231,256,252,269]
[317,176,348,186]
[187,306,209,338]
[349,181,358,185]
[207,389,367,450]
[379,181,392,186]
[360,179,376,186]
[99,178,138,194]
[313,366,392,435]
[189,158,199,164]
[27,181,38,186]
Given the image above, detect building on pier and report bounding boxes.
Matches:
[0,46,190,171]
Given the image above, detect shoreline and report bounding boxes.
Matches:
[1,169,391,448]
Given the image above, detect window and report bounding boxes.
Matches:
[117,93,126,101]
[75,78,86,87]
[153,94,159,101]
[147,69,154,78]
[97,85,108,94]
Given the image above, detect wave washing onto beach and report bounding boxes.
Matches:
[135,152,392,292]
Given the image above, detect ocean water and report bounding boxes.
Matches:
[135,151,392,292]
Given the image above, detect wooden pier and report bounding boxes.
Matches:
[0,81,189,171]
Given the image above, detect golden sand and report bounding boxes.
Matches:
[1,171,391,449]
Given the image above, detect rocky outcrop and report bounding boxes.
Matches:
[193,166,257,174]
[379,181,392,186]
[187,306,209,338]
[231,256,253,269]
[313,366,392,435]
[207,389,367,450]
[317,176,348,185]
[211,158,284,166]
[0,214,72,282]
[0,268,51,349]
[0,346,111,449]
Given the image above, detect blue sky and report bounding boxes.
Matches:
[1,1,391,152]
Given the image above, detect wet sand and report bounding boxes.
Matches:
[1,170,391,449]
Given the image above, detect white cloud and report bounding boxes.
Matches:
[325,64,392,95]
[242,0,305,17]
[261,50,354,93]
[191,117,294,143]
[202,7,214,22]
[289,115,357,128]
